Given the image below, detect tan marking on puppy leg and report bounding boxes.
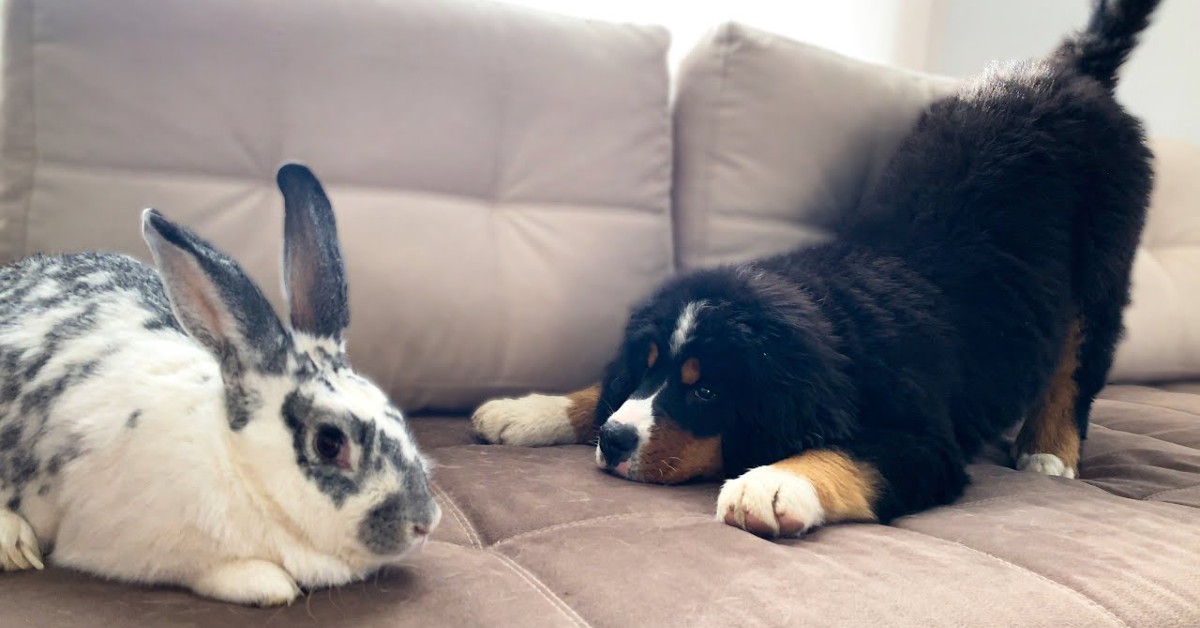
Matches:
[635,416,722,484]
[717,449,880,537]
[681,358,701,385]
[566,385,601,442]
[772,450,881,523]
[647,343,659,368]
[1015,319,1083,476]
[471,384,599,446]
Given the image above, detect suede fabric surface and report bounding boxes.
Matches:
[0,0,673,412]
[3,2,1199,626]
[2,387,1198,627]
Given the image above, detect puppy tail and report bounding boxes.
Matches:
[1054,0,1161,91]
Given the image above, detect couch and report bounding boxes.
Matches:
[2,0,1198,626]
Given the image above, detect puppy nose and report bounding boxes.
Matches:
[598,421,639,466]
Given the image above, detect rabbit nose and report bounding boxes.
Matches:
[415,501,441,538]
[358,492,440,555]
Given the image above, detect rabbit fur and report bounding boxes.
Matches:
[0,163,440,606]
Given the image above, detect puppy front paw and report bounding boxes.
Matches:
[471,394,577,446]
[190,559,301,607]
[716,466,826,538]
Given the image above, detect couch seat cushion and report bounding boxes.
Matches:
[3,387,1198,627]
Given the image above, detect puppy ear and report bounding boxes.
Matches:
[721,309,856,474]
[592,329,657,422]
[141,208,290,379]
[276,163,349,340]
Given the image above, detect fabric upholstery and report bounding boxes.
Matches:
[671,22,957,270]
[2,3,1199,626]
[0,0,673,412]
[672,22,1200,383]
[3,388,1198,627]
[1110,138,1200,382]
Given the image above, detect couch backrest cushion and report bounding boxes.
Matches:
[672,22,1200,384]
[0,0,673,411]
[671,22,957,270]
[1111,138,1200,382]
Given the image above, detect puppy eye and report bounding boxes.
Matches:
[314,424,348,466]
[693,387,717,402]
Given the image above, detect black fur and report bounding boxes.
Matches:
[281,391,419,513]
[596,0,1158,523]
[282,391,366,508]
[143,209,292,379]
[278,163,350,340]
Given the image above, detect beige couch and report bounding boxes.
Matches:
[2,0,1199,626]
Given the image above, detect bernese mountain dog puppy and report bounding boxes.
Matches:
[472,0,1160,538]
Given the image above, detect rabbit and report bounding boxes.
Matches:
[0,163,440,606]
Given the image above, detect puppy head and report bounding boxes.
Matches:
[594,268,855,484]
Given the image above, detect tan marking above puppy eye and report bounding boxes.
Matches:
[647,343,659,368]
[681,357,701,385]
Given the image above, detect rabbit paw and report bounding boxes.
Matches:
[0,508,44,571]
[190,559,301,607]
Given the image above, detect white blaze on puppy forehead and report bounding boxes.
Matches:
[670,300,707,356]
[607,385,662,441]
[599,386,663,473]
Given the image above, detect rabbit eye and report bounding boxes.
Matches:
[693,387,717,402]
[314,424,348,467]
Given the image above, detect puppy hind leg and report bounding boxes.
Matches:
[1014,318,1083,478]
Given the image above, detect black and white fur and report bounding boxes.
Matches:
[473,0,1160,536]
[0,164,440,605]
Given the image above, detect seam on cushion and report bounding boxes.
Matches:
[691,24,733,270]
[1143,483,1200,502]
[890,527,1130,627]
[949,486,1200,513]
[430,482,482,549]
[488,21,514,387]
[488,551,591,628]
[945,493,1061,511]
[1096,398,1200,422]
[491,512,711,548]
[20,0,38,256]
[1087,422,1200,451]
[33,159,666,215]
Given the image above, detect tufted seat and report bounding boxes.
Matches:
[5,388,1200,626]
[1,1,1198,626]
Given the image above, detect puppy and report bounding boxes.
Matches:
[473,0,1159,538]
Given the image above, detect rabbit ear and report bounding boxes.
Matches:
[141,209,290,379]
[276,163,349,340]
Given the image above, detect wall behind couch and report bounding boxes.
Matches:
[934,0,1199,145]
[504,0,1195,145]
[500,0,942,72]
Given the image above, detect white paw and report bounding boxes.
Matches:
[190,559,301,607]
[1016,453,1077,479]
[471,394,575,446]
[716,466,826,538]
[0,509,44,571]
